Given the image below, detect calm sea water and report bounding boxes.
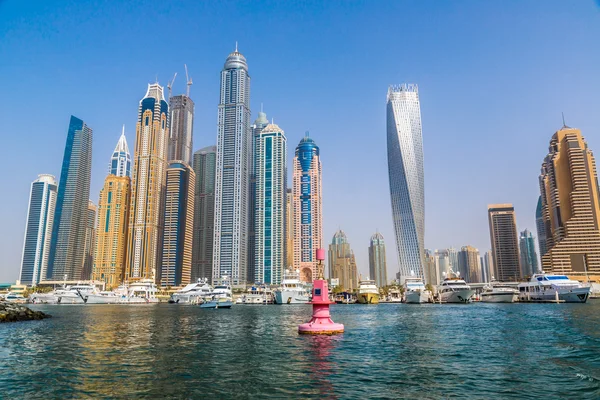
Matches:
[1,302,599,399]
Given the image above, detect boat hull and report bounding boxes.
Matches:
[480,292,517,303]
[519,287,589,303]
[274,290,309,304]
[85,295,120,304]
[56,295,86,304]
[405,290,430,304]
[357,293,379,304]
[440,289,475,303]
[201,300,233,309]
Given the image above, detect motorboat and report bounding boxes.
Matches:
[86,291,122,304]
[56,284,98,304]
[587,282,600,299]
[170,278,213,304]
[334,292,356,304]
[29,291,59,304]
[518,273,590,303]
[120,280,159,304]
[240,285,274,305]
[480,281,518,303]
[201,283,233,309]
[386,288,403,303]
[274,270,310,304]
[437,276,475,303]
[356,278,379,304]
[403,277,431,304]
[3,292,27,304]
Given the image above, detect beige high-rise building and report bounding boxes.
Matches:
[488,204,521,281]
[93,176,130,288]
[126,83,169,282]
[328,230,358,291]
[458,245,481,282]
[292,134,323,282]
[539,126,600,280]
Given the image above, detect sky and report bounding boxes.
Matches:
[1,0,599,283]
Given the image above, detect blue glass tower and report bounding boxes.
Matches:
[47,116,93,280]
[386,84,425,282]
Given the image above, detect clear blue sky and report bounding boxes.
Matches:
[1,0,599,282]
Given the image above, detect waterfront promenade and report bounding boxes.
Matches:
[1,303,599,398]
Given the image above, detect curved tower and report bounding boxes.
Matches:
[292,133,322,282]
[386,84,425,282]
[126,83,169,282]
[213,47,251,287]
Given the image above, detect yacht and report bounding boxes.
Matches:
[357,279,379,304]
[518,273,590,303]
[3,292,27,304]
[480,281,518,303]
[170,278,213,304]
[274,270,310,304]
[120,280,159,304]
[56,284,98,304]
[587,282,600,299]
[404,277,431,304]
[240,285,274,305]
[29,291,59,304]
[201,283,233,309]
[437,277,475,303]
[86,291,122,304]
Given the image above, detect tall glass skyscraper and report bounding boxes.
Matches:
[19,174,57,286]
[213,47,251,287]
[248,111,268,283]
[126,83,169,282]
[47,116,93,280]
[254,122,287,285]
[386,84,425,282]
[81,200,97,280]
[368,232,387,288]
[292,134,323,282]
[168,95,194,164]
[535,196,548,261]
[519,229,539,277]
[192,146,217,282]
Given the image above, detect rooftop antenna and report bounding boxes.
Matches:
[305,130,310,137]
[184,64,193,97]
[261,103,263,113]
[562,112,567,128]
[122,124,125,137]
[167,72,177,99]
[235,41,238,52]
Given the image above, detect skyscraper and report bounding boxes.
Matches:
[484,250,494,281]
[110,126,131,177]
[519,229,539,277]
[126,83,169,282]
[47,116,93,280]
[93,130,131,289]
[386,84,425,282]
[424,249,438,287]
[254,122,287,285]
[328,230,358,291]
[168,95,194,164]
[19,174,57,286]
[488,204,522,281]
[81,200,97,280]
[285,188,293,269]
[368,232,387,288]
[539,125,600,278]
[458,245,481,282]
[213,47,251,287]
[248,111,268,283]
[535,196,548,260]
[435,249,451,284]
[292,134,323,282]
[447,247,459,274]
[192,146,217,282]
[159,162,195,287]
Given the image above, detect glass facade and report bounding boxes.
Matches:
[386,85,425,282]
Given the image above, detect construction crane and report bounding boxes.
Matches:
[167,72,177,99]
[184,64,193,97]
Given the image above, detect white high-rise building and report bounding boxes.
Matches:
[19,174,58,286]
[213,47,251,287]
[386,84,425,283]
[254,123,287,285]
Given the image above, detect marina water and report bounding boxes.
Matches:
[1,303,599,399]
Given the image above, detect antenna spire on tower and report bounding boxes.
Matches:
[562,112,567,128]
[235,41,238,52]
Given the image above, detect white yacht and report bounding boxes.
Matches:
[274,270,310,304]
[587,282,600,299]
[3,292,27,304]
[480,281,518,303]
[30,292,59,304]
[241,285,274,305]
[437,277,475,303]
[120,280,159,304]
[404,277,431,304]
[201,283,233,308]
[357,279,379,304]
[56,284,98,304]
[170,278,213,304]
[518,273,590,303]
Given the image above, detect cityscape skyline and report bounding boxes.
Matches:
[2,1,600,282]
